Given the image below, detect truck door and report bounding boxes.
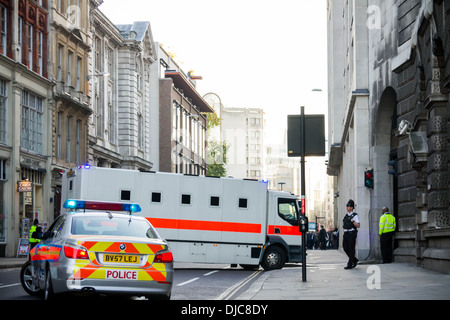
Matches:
[266,196,302,264]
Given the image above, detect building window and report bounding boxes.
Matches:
[0,159,6,243]
[18,17,22,61]
[38,31,43,75]
[21,90,44,154]
[56,0,63,13]
[67,51,73,87]
[250,170,261,178]
[76,120,80,164]
[67,116,71,162]
[0,79,7,143]
[95,85,102,137]
[56,112,62,159]
[0,5,7,55]
[250,118,260,126]
[27,24,33,69]
[76,56,81,91]
[107,84,115,143]
[68,0,80,26]
[57,45,62,81]
[95,37,102,71]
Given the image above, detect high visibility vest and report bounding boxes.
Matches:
[29,225,40,244]
[379,213,396,235]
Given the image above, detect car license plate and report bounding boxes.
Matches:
[103,254,139,264]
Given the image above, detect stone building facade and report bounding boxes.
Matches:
[0,0,214,257]
[0,0,53,257]
[327,0,450,273]
[89,9,156,171]
[49,0,92,218]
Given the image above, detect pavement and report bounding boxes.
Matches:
[0,257,27,269]
[2,250,450,300]
[235,249,450,300]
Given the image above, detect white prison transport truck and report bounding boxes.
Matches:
[61,166,303,270]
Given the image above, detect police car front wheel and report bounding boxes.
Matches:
[20,261,41,296]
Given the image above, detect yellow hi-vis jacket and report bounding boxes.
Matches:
[29,225,40,244]
[379,213,396,235]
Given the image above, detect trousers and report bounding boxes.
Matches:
[380,232,394,263]
[343,231,357,266]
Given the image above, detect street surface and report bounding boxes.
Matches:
[0,262,263,300]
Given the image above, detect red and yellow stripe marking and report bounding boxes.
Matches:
[30,245,62,262]
[70,240,168,282]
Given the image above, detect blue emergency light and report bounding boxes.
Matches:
[63,200,142,213]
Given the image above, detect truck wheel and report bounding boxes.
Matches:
[261,246,286,271]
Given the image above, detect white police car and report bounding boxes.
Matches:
[21,200,173,300]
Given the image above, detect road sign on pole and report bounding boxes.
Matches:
[287,114,325,157]
[287,108,325,282]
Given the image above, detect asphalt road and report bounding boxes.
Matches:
[0,263,260,300]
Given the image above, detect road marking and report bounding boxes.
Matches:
[204,270,219,276]
[215,270,262,300]
[0,283,20,289]
[177,277,200,287]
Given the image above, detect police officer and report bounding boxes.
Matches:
[379,207,396,263]
[343,200,360,269]
[29,219,41,250]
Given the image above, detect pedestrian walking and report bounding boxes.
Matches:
[319,225,327,250]
[313,231,319,249]
[379,207,396,263]
[332,226,339,249]
[343,199,360,269]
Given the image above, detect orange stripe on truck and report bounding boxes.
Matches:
[147,218,262,234]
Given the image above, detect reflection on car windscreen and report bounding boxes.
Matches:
[71,216,158,239]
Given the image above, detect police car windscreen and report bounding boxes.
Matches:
[71,216,158,239]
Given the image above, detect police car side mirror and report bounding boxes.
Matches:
[299,216,308,233]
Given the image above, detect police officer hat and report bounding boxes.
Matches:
[346,199,355,208]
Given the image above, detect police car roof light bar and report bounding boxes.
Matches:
[63,200,142,213]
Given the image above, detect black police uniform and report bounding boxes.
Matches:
[343,200,359,269]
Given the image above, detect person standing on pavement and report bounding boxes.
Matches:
[29,219,41,250]
[379,207,396,263]
[319,225,327,250]
[343,200,360,269]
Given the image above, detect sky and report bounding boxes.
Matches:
[99,0,329,145]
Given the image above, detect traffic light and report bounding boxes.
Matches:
[364,169,374,188]
[388,159,398,177]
